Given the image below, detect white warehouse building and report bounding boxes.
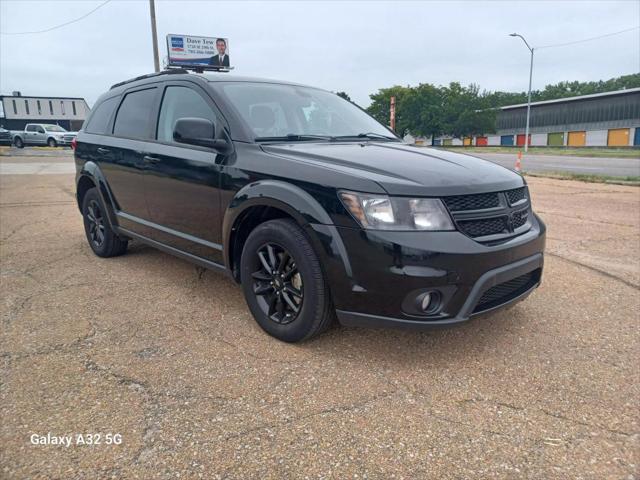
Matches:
[0,93,90,131]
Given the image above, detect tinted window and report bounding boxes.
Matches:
[26,125,36,132]
[220,82,392,139]
[113,88,157,139]
[157,86,218,143]
[85,96,118,134]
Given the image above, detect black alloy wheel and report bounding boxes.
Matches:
[86,199,106,248]
[81,187,128,258]
[251,242,304,325]
[240,219,334,342]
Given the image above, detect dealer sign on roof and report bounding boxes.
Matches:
[166,34,230,69]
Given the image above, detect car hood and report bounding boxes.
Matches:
[262,142,524,196]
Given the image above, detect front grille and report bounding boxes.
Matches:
[458,216,508,237]
[512,209,528,229]
[473,270,540,313]
[506,187,526,205]
[444,187,531,241]
[443,192,500,212]
[63,134,76,142]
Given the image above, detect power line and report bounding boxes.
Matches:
[535,25,640,50]
[0,0,112,35]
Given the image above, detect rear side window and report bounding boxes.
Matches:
[113,88,157,139]
[156,86,218,143]
[85,96,118,134]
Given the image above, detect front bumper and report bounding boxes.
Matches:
[310,213,546,330]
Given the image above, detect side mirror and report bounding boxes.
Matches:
[173,117,230,152]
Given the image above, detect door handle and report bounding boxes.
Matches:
[143,155,161,164]
[97,147,110,154]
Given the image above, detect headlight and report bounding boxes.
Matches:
[339,191,455,231]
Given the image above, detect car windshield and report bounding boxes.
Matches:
[218,82,397,142]
[44,125,66,132]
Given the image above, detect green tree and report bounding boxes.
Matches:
[398,83,444,141]
[366,85,412,134]
[336,91,352,102]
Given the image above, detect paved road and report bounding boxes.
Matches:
[471,152,640,177]
[1,152,638,478]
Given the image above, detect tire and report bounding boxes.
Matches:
[240,219,334,342]
[81,187,128,258]
[47,137,57,147]
[14,137,23,148]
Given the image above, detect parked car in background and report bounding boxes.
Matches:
[0,127,12,145]
[11,123,77,148]
[75,70,545,342]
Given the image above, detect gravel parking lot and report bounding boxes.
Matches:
[1,151,639,478]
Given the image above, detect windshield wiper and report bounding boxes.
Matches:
[255,134,335,142]
[333,132,399,142]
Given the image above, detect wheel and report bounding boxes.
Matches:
[14,137,23,148]
[81,188,128,258]
[240,219,334,342]
[47,137,57,147]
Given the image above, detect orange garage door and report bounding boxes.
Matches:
[607,128,630,147]
[567,131,586,147]
[516,134,531,146]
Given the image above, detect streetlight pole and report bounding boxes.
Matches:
[510,33,534,153]
[149,0,160,72]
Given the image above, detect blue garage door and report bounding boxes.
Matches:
[634,128,640,146]
[500,135,514,146]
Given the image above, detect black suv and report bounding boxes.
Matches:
[75,70,545,342]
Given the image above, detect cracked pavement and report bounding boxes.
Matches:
[1,152,639,478]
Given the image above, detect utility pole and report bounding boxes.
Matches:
[390,96,396,132]
[149,0,160,72]
[510,33,534,153]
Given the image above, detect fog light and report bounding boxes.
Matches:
[420,293,432,311]
[417,291,441,314]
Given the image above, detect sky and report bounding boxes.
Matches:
[1,0,639,107]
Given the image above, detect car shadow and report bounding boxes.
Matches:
[123,241,533,364]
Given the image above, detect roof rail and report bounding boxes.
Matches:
[110,68,190,90]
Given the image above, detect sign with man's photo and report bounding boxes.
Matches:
[166,34,230,68]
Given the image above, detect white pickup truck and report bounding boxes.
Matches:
[11,123,78,148]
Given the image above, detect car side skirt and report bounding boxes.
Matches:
[116,226,231,277]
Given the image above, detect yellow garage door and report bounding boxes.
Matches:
[463,137,472,146]
[567,131,586,146]
[607,128,630,147]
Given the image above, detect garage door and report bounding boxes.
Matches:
[567,131,586,147]
[516,134,531,146]
[443,138,452,146]
[547,132,564,146]
[635,128,640,146]
[607,128,630,147]
[463,137,472,146]
[476,136,488,146]
[500,135,514,146]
